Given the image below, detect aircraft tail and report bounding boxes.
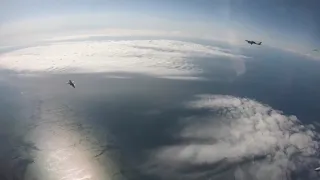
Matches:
[258,42,262,45]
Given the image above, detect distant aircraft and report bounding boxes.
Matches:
[315,167,320,171]
[245,40,262,45]
[313,49,319,52]
[67,80,75,88]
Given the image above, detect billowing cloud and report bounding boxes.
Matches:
[0,40,248,79]
[144,95,320,180]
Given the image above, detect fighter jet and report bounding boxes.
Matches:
[67,80,75,88]
[245,40,262,45]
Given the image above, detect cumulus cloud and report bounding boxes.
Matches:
[0,40,247,79]
[144,95,320,180]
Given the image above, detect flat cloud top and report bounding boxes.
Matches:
[145,95,320,180]
[0,40,247,79]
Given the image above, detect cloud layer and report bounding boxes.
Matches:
[0,40,247,79]
[144,95,320,180]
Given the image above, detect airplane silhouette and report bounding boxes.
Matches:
[245,40,262,45]
[67,80,75,88]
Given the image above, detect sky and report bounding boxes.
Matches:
[0,0,319,52]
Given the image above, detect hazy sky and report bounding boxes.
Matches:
[0,0,319,51]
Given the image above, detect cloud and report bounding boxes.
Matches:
[144,95,320,180]
[0,12,242,46]
[42,29,184,42]
[0,40,247,79]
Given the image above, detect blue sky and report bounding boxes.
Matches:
[0,0,319,51]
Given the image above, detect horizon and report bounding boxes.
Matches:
[1,0,319,55]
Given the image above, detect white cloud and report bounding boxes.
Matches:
[0,12,309,54]
[43,29,186,42]
[0,40,247,79]
[144,95,320,180]
[0,13,238,46]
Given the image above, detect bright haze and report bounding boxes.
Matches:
[0,1,320,180]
